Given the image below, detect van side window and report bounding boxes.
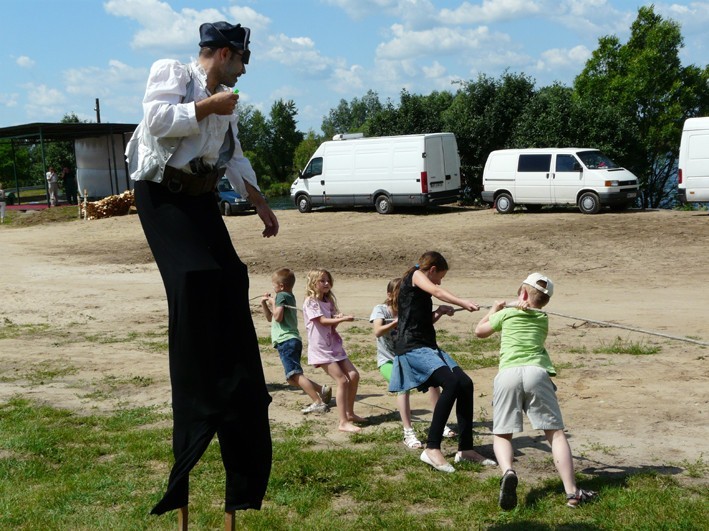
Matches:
[556,155,579,172]
[518,154,551,172]
[303,157,323,178]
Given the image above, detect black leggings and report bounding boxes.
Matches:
[423,366,474,451]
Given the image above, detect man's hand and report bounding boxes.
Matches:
[196,92,238,120]
[255,203,279,237]
[244,182,279,237]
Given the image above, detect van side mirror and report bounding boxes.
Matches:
[573,162,582,172]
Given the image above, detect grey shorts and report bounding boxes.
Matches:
[492,365,564,434]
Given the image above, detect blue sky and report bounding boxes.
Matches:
[1,0,707,134]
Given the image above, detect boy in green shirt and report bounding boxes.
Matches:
[475,273,596,510]
[262,268,331,413]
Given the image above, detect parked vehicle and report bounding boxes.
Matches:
[678,117,709,204]
[216,177,253,215]
[481,148,639,214]
[290,133,461,214]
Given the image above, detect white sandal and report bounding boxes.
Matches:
[442,425,457,438]
[403,428,423,449]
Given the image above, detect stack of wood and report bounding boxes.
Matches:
[82,190,135,220]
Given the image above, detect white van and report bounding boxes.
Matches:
[678,117,709,204]
[290,133,460,214]
[481,148,639,214]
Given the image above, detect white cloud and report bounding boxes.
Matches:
[263,33,334,77]
[329,64,366,93]
[23,84,67,120]
[104,0,226,53]
[439,0,542,24]
[64,60,148,97]
[0,93,19,108]
[535,45,591,72]
[422,61,446,79]
[376,24,501,61]
[16,56,35,68]
[226,5,272,33]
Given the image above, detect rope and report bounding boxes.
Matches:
[469,303,709,347]
[252,298,709,347]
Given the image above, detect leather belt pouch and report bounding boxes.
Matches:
[161,166,222,196]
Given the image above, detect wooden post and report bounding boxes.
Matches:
[177,506,188,531]
[224,510,235,531]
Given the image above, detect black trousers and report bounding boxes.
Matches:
[134,180,272,515]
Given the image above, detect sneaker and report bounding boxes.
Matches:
[566,488,598,508]
[499,469,518,511]
[301,402,329,414]
[320,384,332,405]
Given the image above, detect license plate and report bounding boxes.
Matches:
[627,192,637,198]
[430,181,443,188]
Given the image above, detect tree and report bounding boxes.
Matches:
[237,105,271,180]
[264,100,304,183]
[442,72,535,196]
[293,131,322,173]
[510,84,636,162]
[321,90,383,138]
[575,6,709,207]
[364,89,453,137]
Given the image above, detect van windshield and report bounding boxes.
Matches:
[576,150,620,170]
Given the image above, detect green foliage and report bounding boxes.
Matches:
[442,72,536,196]
[321,90,384,138]
[293,131,323,173]
[364,89,454,137]
[239,101,303,186]
[574,6,709,208]
[593,337,661,355]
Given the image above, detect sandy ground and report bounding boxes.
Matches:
[1,205,707,485]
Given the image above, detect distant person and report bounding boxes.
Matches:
[62,166,78,205]
[475,273,598,510]
[261,267,332,414]
[389,251,495,472]
[46,167,58,206]
[124,20,278,529]
[369,277,458,449]
[302,268,365,433]
[0,183,6,223]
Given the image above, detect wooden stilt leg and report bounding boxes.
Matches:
[224,510,235,531]
[177,506,188,531]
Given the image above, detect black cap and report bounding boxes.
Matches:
[199,22,251,63]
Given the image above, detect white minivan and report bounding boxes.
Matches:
[290,133,461,214]
[678,117,709,204]
[481,148,639,214]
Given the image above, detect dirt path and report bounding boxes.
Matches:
[1,206,707,485]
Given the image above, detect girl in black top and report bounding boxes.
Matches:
[389,251,496,472]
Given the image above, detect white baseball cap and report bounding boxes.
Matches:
[522,273,554,297]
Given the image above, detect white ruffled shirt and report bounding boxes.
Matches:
[137,59,259,198]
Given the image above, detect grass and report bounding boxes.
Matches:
[1,398,706,530]
[1,204,80,227]
[593,337,661,356]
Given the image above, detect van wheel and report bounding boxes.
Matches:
[494,193,514,214]
[222,202,231,216]
[578,192,601,214]
[375,195,394,214]
[297,195,312,213]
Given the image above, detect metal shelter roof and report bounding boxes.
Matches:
[0,122,137,143]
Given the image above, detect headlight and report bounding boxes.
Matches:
[604,180,620,187]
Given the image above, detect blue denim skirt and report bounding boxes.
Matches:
[388,347,459,393]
